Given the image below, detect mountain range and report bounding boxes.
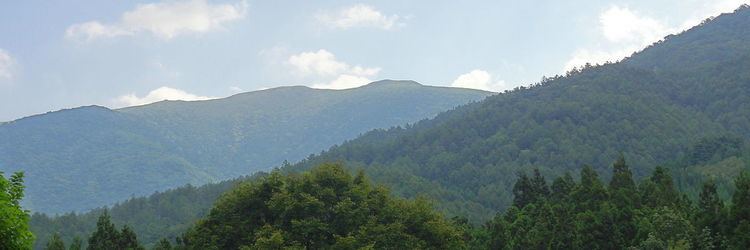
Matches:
[0,81,491,213]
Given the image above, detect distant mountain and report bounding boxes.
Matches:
[0,80,491,213]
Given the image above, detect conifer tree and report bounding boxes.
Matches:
[512,172,534,208]
[44,233,66,250]
[69,237,83,250]
[608,156,638,246]
[730,171,750,249]
[572,165,608,212]
[697,180,726,248]
[86,211,144,250]
[87,211,120,250]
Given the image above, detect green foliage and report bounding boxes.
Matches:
[152,238,172,250]
[480,158,750,249]
[0,82,489,214]
[180,163,466,249]
[30,177,244,249]
[730,171,750,248]
[26,6,750,248]
[0,171,34,249]
[43,233,65,250]
[696,181,727,248]
[68,237,82,250]
[86,211,144,250]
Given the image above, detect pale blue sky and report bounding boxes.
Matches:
[0,0,747,121]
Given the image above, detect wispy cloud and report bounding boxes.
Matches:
[286,49,381,89]
[66,0,247,41]
[0,49,16,82]
[316,4,401,30]
[114,86,216,107]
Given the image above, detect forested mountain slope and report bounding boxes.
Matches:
[29,6,750,247]
[0,80,490,213]
[288,6,750,222]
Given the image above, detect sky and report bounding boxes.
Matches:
[1,0,748,121]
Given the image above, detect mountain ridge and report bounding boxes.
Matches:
[0,80,491,214]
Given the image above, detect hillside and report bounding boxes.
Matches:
[28,6,750,247]
[288,6,750,222]
[0,81,491,213]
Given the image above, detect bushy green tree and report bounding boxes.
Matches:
[0,171,34,249]
[635,206,694,249]
[180,163,465,249]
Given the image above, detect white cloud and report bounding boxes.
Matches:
[115,86,216,107]
[451,69,506,92]
[599,6,670,45]
[66,0,247,41]
[564,6,674,71]
[288,49,349,76]
[0,49,16,81]
[316,4,400,30]
[312,74,372,89]
[564,2,750,71]
[286,49,381,89]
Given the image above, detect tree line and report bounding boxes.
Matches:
[8,156,747,249]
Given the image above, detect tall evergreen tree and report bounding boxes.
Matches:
[152,238,172,250]
[530,169,550,200]
[572,165,608,212]
[485,213,509,250]
[609,155,636,193]
[696,180,726,248]
[608,156,638,246]
[551,172,575,202]
[87,211,120,250]
[44,233,66,250]
[119,226,143,250]
[730,171,750,249]
[69,237,83,250]
[86,211,143,250]
[641,167,679,209]
[512,172,534,208]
